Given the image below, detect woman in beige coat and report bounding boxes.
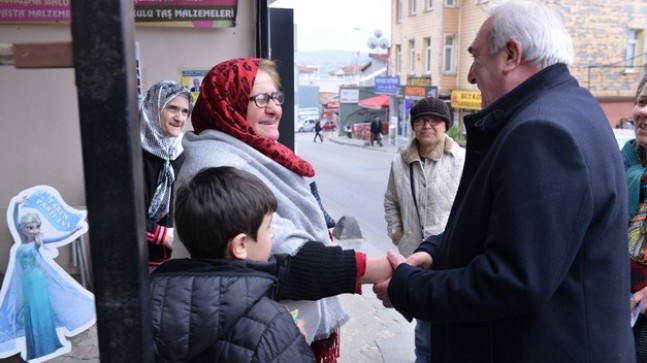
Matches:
[383,96,464,362]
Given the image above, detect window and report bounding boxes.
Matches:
[426,0,433,10]
[409,40,416,74]
[444,34,456,73]
[445,0,456,7]
[424,37,432,73]
[397,0,403,23]
[410,0,417,15]
[626,29,644,73]
[396,45,402,73]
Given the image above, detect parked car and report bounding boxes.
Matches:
[321,120,337,132]
[295,118,317,132]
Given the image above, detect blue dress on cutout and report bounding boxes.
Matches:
[17,244,63,359]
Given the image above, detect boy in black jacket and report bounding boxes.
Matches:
[150,166,391,363]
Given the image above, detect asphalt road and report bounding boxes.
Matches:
[295,131,416,363]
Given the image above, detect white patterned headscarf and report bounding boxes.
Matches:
[140,80,193,222]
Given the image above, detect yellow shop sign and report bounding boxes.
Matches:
[451,90,482,110]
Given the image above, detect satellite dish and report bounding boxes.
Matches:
[367,37,379,50]
[374,29,383,39]
[379,38,391,50]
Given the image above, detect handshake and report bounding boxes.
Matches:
[365,250,433,308]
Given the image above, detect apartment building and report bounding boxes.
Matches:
[390,0,647,136]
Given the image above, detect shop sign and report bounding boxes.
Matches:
[403,86,438,100]
[0,0,239,28]
[340,88,360,103]
[451,90,482,110]
[374,76,400,95]
[404,86,426,99]
[407,76,431,87]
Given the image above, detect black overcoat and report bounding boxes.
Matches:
[390,64,634,362]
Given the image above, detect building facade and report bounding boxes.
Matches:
[391,0,647,134]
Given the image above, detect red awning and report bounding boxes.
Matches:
[358,94,390,110]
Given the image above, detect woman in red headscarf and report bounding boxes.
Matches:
[173,58,390,362]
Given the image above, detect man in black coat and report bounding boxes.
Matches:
[370,115,383,146]
[374,1,634,362]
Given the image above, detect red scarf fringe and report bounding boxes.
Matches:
[310,330,340,363]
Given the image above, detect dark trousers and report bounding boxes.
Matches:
[370,132,382,146]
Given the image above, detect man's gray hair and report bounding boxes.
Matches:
[487,0,574,68]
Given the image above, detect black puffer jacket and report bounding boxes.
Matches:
[150,259,315,363]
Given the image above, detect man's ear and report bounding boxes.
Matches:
[227,233,248,260]
[503,39,523,71]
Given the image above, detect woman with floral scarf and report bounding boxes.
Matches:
[140,80,193,269]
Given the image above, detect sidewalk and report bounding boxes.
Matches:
[321,131,417,363]
[337,238,415,363]
[326,131,408,153]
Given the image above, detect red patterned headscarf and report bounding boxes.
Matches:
[192,57,315,177]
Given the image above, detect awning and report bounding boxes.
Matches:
[358,94,390,110]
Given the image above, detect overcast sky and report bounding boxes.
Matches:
[270,0,392,53]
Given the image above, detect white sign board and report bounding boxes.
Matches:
[340,89,359,103]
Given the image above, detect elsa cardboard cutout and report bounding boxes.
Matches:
[0,186,96,362]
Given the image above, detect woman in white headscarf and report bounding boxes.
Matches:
[140,80,193,269]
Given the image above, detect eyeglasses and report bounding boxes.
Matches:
[413,118,444,127]
[249,91,285,108]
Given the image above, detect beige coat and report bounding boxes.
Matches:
[384,134,465,256]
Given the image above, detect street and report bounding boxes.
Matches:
[294,132,416,363]
[295,132,396,254]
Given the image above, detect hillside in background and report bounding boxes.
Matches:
[295,50,371,75]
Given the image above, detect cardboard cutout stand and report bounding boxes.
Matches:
[0,186,96,363]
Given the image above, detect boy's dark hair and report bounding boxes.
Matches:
[174,166,277,259]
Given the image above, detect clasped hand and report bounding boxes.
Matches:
[373,250,432,308]
[631,286,647,316]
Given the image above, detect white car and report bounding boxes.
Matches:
[295,119,317,132]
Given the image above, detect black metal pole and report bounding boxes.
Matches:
[70,1,154,362]
[270,8,295,151]
[256,0,269,59]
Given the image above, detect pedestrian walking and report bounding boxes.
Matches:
[313,119,324,142]
[370,116,383,147]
